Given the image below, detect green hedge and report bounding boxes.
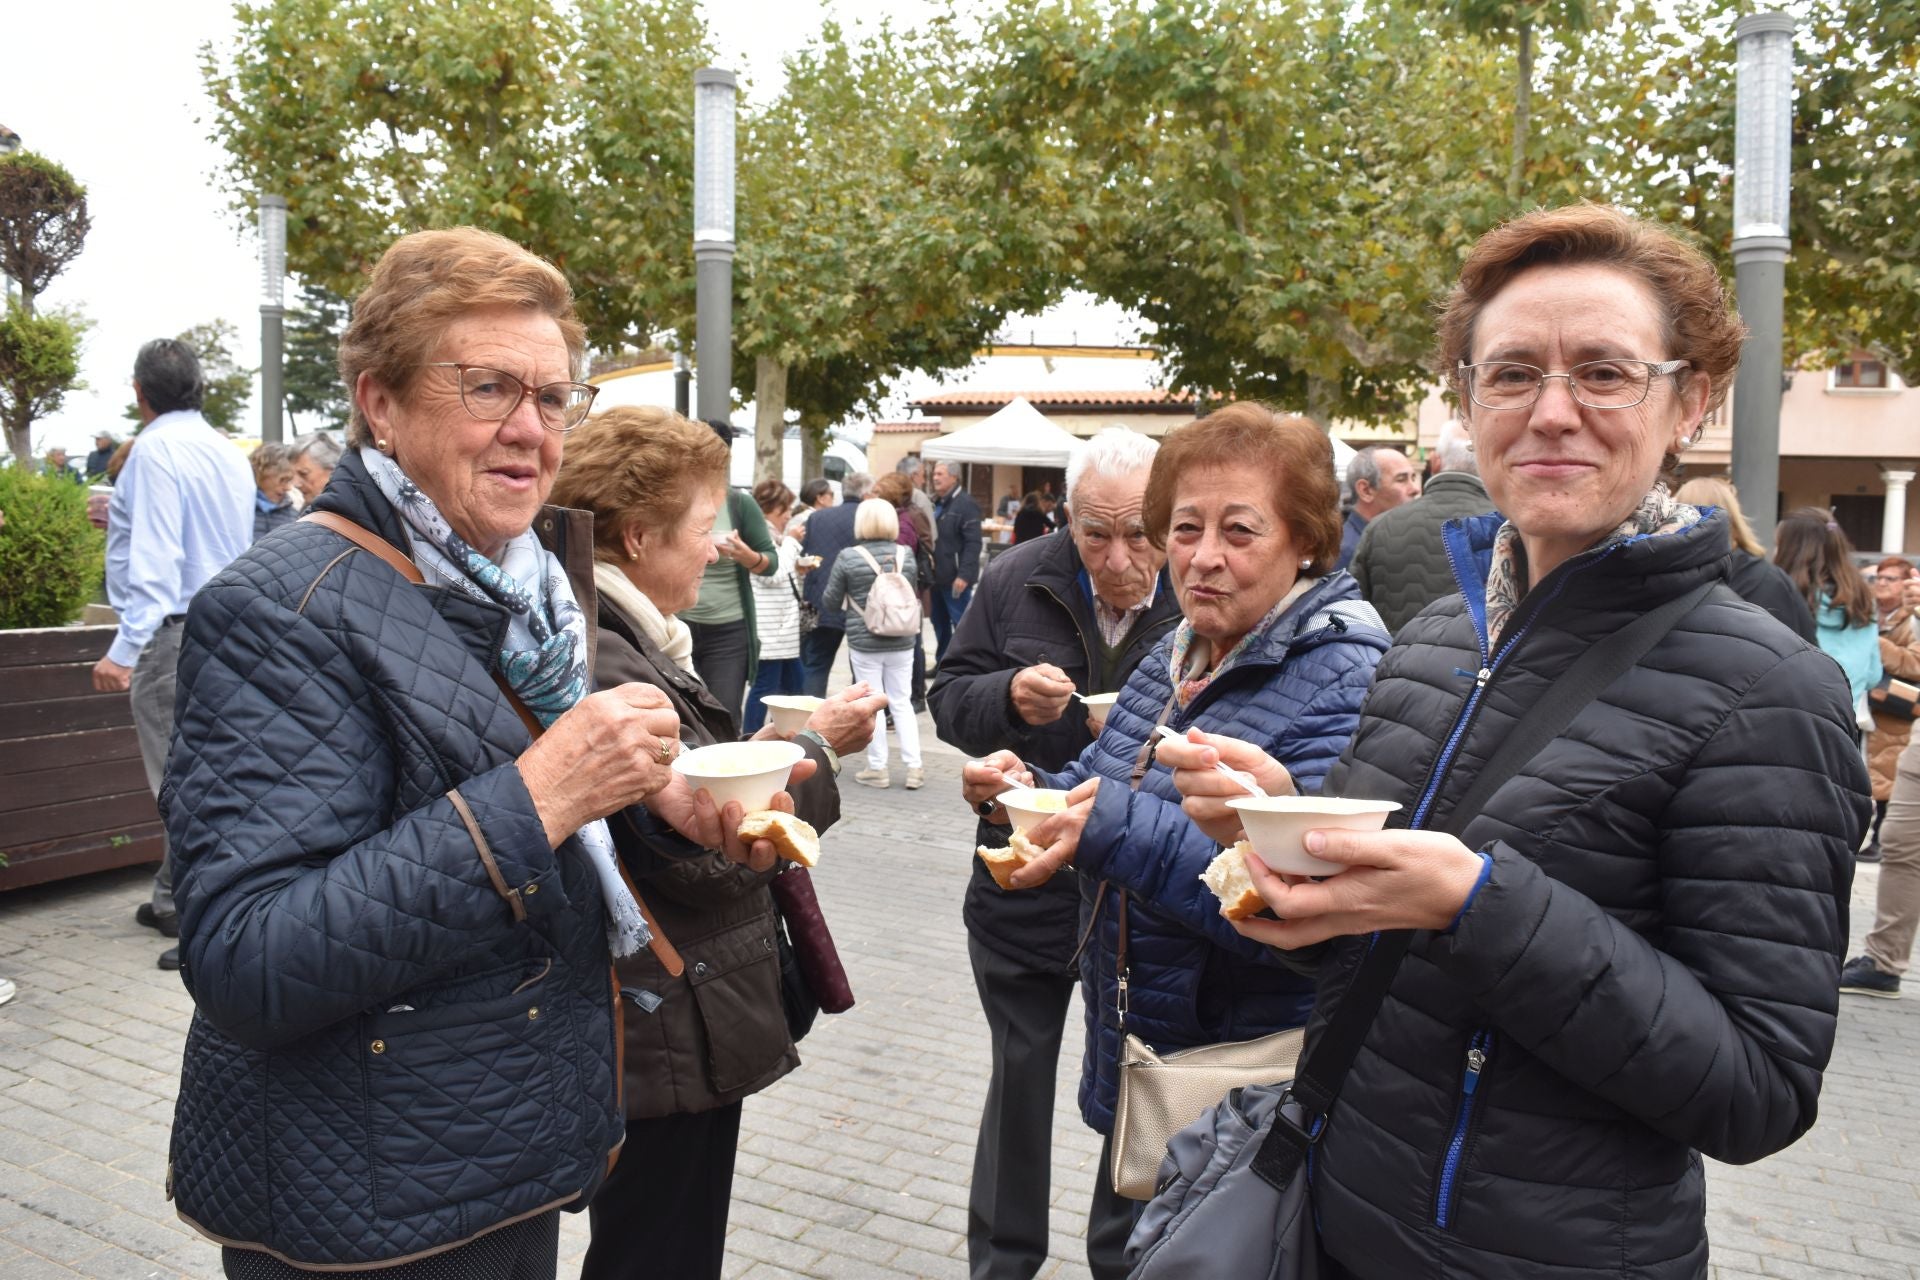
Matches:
[0,464,103,628]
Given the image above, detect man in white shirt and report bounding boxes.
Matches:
[92,338,254,970]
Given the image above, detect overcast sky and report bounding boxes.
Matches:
[9,0,1080,459]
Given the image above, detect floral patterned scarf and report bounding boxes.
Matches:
[362,446,649,958]
[1167,577,1317,708]
[1483,483,1702,650]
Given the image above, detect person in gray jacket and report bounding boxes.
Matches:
[1348,419,1494,636]
[821,499,922,788]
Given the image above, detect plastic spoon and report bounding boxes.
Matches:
[1153,724,1269,799]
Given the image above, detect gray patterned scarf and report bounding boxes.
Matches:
[362,447,649,958]
[1484,483,1702,649]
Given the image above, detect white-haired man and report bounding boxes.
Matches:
[1348,420,1493,635]
[1336,443,1421,570]
[929,427,1184,1280]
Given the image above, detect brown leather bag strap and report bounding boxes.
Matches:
[300,509,425,583]
[297,509,684,977]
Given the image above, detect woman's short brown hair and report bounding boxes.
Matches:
[337,227,587,447]
[1436,204,1745,415]
[1142,403,1343,574]
[753,478,795,517]
[549,406,729,559]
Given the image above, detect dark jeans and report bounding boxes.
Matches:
[967,935,1077,1280]
[581,1104,743,1280]
[911,637,928,708]
[931,583,975,663]
[800,624,845,697]
[742,656,806,733]
[686,619,750,728]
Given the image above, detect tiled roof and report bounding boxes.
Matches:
[871,419,944,434]
[910,389,1196,411]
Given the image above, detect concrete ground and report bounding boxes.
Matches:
[2,692,1917,1278]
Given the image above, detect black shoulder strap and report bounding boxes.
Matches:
[1253,577,1723,1187]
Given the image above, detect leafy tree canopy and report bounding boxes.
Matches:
[0,304,88,465]
[0,152,90,310]
[201,0,711,350]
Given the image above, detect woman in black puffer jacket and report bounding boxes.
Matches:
[1164,206,1868,1278]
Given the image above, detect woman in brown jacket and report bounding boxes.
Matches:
[1867,556,1920,860]
[550,406,885,1279]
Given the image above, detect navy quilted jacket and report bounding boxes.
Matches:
[1037,573,1388,1133]
[1308,510,1868,1278]
[163,452,624,1268]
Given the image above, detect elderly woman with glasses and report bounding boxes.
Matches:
[162,227,801,1279]
[1162,205,1868,1278]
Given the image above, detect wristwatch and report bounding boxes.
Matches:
[795,728,841,776]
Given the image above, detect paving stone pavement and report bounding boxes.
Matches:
[3,698,1917,1278]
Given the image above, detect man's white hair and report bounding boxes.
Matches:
[1066,427,1159,506]
[1434,419,1477,476]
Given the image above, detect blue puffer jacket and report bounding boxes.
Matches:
[163,451,624,1268]
[1039,573,1389,1132]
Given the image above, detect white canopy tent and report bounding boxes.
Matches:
[918,396,1083,468]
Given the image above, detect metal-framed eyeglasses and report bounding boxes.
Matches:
[424,363,599,433]
[1457,359,1690,411]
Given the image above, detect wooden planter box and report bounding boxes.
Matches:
[0,625,163,891]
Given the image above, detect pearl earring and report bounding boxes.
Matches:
[1465,439,1476,454]
[1300,558,1312,570]
[376,438,390,453]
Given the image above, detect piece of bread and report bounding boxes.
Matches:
[976,830,1039,891]
[1200,841,1265,920]
[738,811,821,868]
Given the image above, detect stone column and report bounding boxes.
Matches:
[1882,468,1914,554]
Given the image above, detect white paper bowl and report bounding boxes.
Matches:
[671,740,807,813]
[1079,692,1119,712]
[760,694,824,736]
[998,787,1073,835]
[1225,797,1401,877]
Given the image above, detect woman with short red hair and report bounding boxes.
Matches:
[1166,205,1867,1278]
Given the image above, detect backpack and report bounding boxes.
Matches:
[853,545,921,637]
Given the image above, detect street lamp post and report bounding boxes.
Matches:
[259,194,288,444]
[693,68,736,426]
[1729,12,1793,546]
[0,125,19,307]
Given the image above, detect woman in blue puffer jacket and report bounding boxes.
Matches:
[961,405,1387,1274]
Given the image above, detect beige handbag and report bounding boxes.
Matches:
[1107,890,1307,1199]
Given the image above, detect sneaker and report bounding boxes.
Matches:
[853,768,890,789]
[1839,955,1900,999]
[1857,843,1883,865]
[158,947,181,972]
[135,903,180,938]
[904,768,925,790]
[0,977,15,1007]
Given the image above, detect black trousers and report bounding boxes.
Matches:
[1087,1131,1143,1280]
[967,934,1077,1280]
[687,619,750,726]
[223,1211,558,1279]
[581,1104,743,1280]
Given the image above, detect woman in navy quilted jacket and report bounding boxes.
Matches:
[1165,206,1868,1278]
[162,228,810,1279]
[960,405,1389,1274]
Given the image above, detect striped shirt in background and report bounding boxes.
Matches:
[750,537,806,661]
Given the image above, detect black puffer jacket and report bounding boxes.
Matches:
[1347,470,1495,636]
[928,531,1182,970]
[164,451,623,1268]
[1310,508,1868,1278]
